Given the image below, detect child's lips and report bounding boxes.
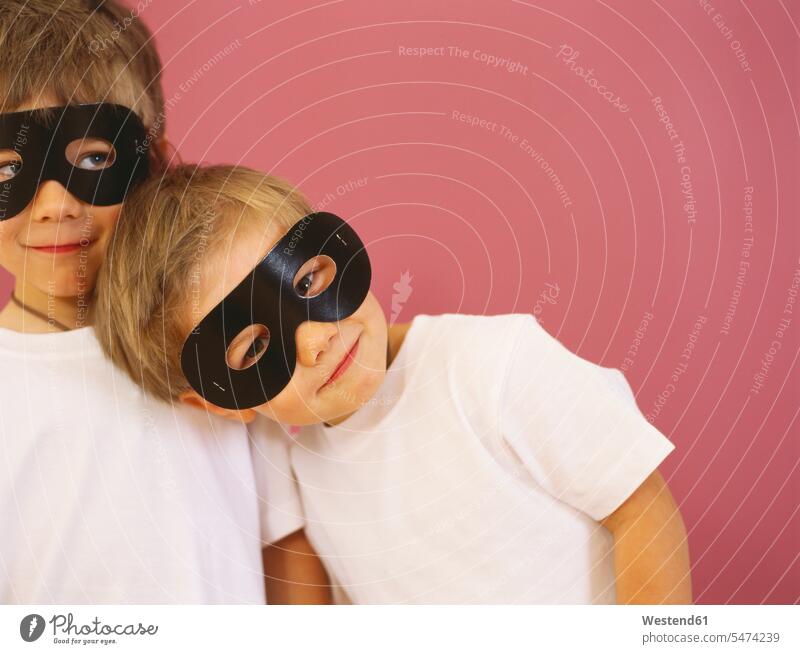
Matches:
[28,240,95,254]
[322,336,361,388]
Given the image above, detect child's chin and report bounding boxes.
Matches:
[32,274,97,300]
[337,370,386,411]
[359,367,387,396]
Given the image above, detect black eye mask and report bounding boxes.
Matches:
[0,103,150,220]
[180,212,372,410]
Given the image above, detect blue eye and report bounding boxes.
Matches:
[77,152,112,170]
[0,158,21,181]
[65,139,117,171]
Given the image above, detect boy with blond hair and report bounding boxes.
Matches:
[0,0,328,604]
[96,163,692,604]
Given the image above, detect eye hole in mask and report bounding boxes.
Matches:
[226,324,271,371]
[64,137,117,171]
[292,255,337,298]
[0,149,22,183]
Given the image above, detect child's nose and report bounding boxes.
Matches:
[28,181,84,223]
[295,320,339,367]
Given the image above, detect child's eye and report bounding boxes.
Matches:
[292,255,337,299]
[242,336,269,368]
[226,324,270,371]
[295,271,315,297]
[0,149,22,182]
[0,159,21,182]
[76,152,113,170]
[65,138,117,171]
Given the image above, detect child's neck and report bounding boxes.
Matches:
[0,282,93,333]
[386,322,412,367]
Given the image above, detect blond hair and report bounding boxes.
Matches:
[0,0,168,169]
[94,164,313,402]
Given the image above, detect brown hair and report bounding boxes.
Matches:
[94,164,313,402]
[0,0,168,170]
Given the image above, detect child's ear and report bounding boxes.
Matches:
[178,390,257,424]
[151,136,179,170]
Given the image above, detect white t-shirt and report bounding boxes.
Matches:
[290,313,675,604]
[0,326,304,603]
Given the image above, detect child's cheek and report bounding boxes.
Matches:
[260,383,313,426]
[88,203,123,235]
[0,216,23,270]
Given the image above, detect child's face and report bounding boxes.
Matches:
[0,96,121,298]
[191,220,389,427]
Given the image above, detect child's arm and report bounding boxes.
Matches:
[262,529,333,604]
[600,471,692,604]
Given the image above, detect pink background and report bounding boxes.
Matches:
[2,0,797,603]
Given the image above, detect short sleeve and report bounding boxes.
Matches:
[498,314,675,521]
[248,416,306,545]
[599,366,639,406]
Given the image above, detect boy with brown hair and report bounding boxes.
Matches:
[95,163,692,604]
[0,0,328,604]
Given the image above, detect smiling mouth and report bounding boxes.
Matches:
[322,336,361,388]
[28,240,95,254]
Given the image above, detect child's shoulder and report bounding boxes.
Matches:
[410,312,538,353]
[404,312,539,383]
[422,313,640,407]
[394,313,540,436]
[407,311,630,397]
